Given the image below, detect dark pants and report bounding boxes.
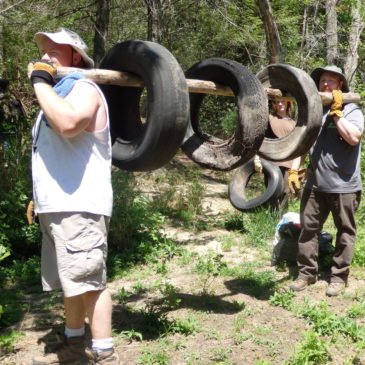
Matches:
[297,189,361,283]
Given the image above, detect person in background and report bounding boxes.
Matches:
[253,99,303,208]
[268,99,303,200]
[290,65,363,297]
[29,28,119,364]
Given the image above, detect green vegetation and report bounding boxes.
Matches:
[296,299,365,341]
[284,330,331,365]
[269,290,295,310]
[0,330,25,354]
[2,160,365,361]
[1,1,365,363]
[137,343,171,365]
[193,252,227,294]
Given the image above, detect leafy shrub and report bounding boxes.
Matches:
[269,290,295,309]
[352,230,365,267]
[0,244,10,263]
[1,256,41,286]
[284,330,331,365]
[150,167,204,230]
[0,289,26,329]
[296,299,365,342]
[0,256,40,329]
[158,282,181,309]
[109,170,164,248]
[347,301,365,318]
[0,330,25,355]
[195,95,237,139]
[0,180,41,260]
[193,252,227,293]
[107,170,178,278]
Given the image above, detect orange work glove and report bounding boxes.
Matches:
[30,60,56,86]
[288,169,301,194]
[329,90,344,118]
[26,200,36,224]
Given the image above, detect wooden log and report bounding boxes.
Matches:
[27,63,362,104]
[263,90,361,104]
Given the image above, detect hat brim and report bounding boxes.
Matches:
[34,32,94,69]
[310,67,349,93]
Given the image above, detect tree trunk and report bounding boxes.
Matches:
[144,0,171,43]
[256,0,283,64]
[146,0,153,41]
[325,0,338,65]
[0,20,3,77]
[93,0,110,67]
[299,4,308,68]
[298,2,320,70]
[344,0,364,89]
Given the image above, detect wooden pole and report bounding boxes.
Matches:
[28,63,361,104]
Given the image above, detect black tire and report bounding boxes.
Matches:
[257,64,322,162]
[100,40,190,171]
[181,58,268,171]
[228,158,284,211]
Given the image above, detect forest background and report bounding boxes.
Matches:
[2,0,365,363]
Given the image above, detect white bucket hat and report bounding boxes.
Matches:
[34,27,94,68]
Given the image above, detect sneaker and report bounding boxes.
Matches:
[326,282,345,297]
[290,277,316,292]
[85,348,120,364]
[32,334,88,364]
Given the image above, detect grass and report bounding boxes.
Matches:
[283,330,331,365]
[269,292,365,344]
[219,233,240,252]
[137,343,171,365]
[223,263,277,299]
[241,208,281,248]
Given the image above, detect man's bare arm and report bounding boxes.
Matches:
[333,116,362,146]
[33,81,102,138]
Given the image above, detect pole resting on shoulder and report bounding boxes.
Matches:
[27,62,361,104]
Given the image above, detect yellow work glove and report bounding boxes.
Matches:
[30,60,56,86]
[288,169,301,194]
[253,155,263,173]
[26,200,36,224]
[329,90,343,118]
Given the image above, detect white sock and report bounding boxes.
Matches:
[92,337,113,353]
[64,326,85,338]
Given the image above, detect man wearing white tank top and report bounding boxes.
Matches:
[29,28,119,365]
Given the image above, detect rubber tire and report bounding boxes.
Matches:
[257,64,322,162]
[181,58,268,171]
[100,40,190,171]
[228,158,284,212]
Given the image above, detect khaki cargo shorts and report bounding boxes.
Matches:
[38,212,109,298]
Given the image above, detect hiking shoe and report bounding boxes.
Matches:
[290,277,316,292]
[32,334,88,364]
[326,282,345,297]
[85,348,120,364]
